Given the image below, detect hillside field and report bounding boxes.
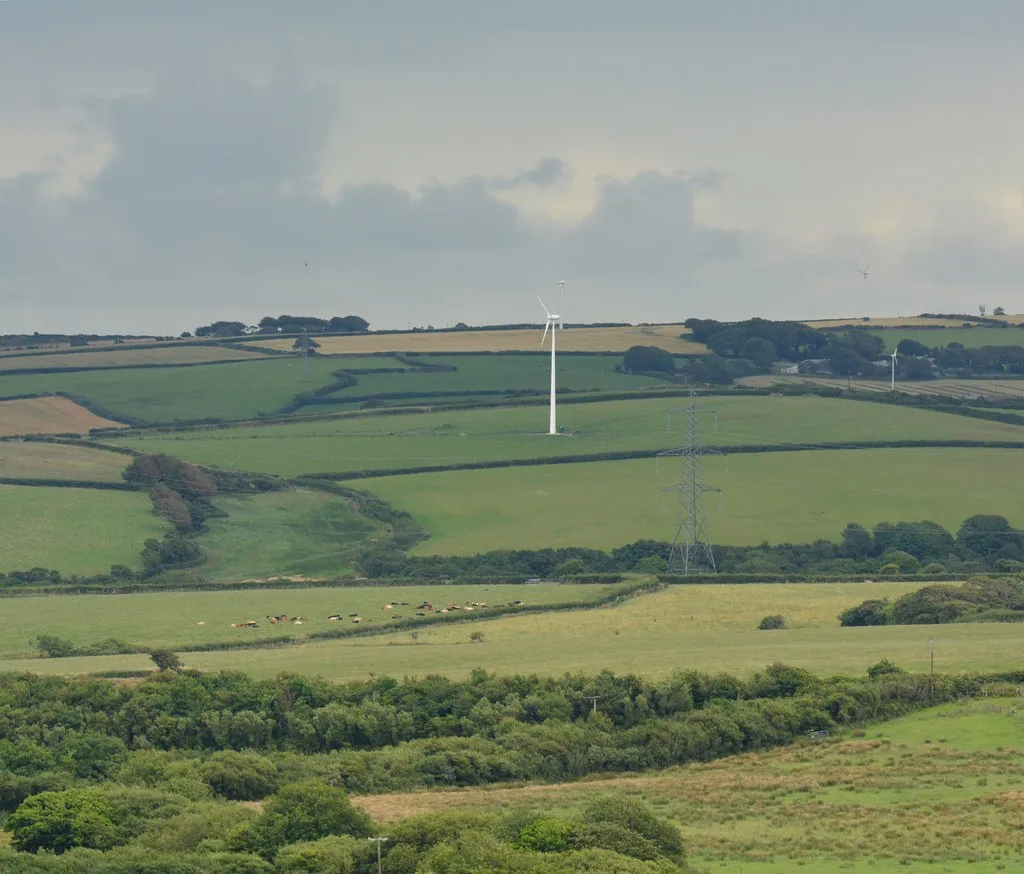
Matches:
[2,580,1020,682]
[866,324,1024,348]
[0,353,661,425]
[741,374,1024,401]
[199,488,383,581]
[101,395,1024,477]
[253,324,707,355]
[0,441,129,482]
[352,698,1024,872]
[0,484,166,574]
[0,344,270,371]
[0,396,125,436]
[0,582,614,658]
[362,447,1024,554]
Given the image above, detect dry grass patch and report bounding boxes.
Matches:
[253,324,707,355]
[0,345,269,371]
[0,441,128,481]
[0,396,124,436]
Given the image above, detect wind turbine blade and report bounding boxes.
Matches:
[558,282,564,329]
[541,320,550,348]
[537,296,551,317]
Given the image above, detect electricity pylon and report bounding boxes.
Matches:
[657,389,723,574]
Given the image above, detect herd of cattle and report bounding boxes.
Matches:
[221,599,527,630]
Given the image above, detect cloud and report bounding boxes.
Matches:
[491,157,569,190]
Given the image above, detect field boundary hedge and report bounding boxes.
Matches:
[296,438,1024,481]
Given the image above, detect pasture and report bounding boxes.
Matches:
[865,324,1024,349]
[0,344,269,372]
[101,395,1024,478]
[0,582,614,658]
[0,441,129,482]
[0,484,166,574]
[252,324,707,355]
[0,396,124,436]
[352,698,1024,871]
[199,488,383,581]
[5,581,1022,682]
[362,447,1024,554]
[740,373,1024,401]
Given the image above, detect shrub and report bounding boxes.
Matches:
[150,649,183,672]
[867,659,907,679]
[201,751,280,801]
[838,599,891,627]
[254,780,374,853]
[758,615,786,630]
[7,789,122,853]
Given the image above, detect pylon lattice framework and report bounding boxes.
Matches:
[657,389,724,574]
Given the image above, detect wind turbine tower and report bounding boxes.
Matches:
[538,281,565,435]
[890,347,898,394]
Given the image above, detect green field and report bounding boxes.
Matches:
[868,324,1024,348]
[102,395,1024,477]
[5,581,1023,682]
[351,698,1024,872]
[0,354,659,425]
[199,488,382,581]
[362,447,1024,554]
[0,441,129,481]
[0,484,166,574]
[0,582,613,658]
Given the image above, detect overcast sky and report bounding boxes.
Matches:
[3,1,1024,335]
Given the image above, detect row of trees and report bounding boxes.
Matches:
[192,316,369,338]
[840,576,1024,626]
[0,664,987,866]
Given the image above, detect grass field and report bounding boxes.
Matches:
[0,344,270,371]
[200,488,383,581]
[865,325,1024,349]
[350,698,1024,872]
[102,395,1024,477]
[4,580,1022,683]
[0,582,613,658]
[740,374,1024,401]
[0,396,125,436]
[0,441,129,482]
[362,447,1024,554]
[253,324,707,355]
[0,484,165,574]
[0,354,663,425]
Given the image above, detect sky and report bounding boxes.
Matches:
[3,0,1024,335]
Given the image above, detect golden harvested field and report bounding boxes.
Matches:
[739,374,1024,400]
[0,441,129,482]
[805,314,1024,328]
[0,344,269,371]
[253,325,707,355]
[0,396,125,436]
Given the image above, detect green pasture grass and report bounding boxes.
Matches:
[199,488,382,581]
[7,581,1024,683]
[0,356,393,424]
[362,447,1024,554]
[345,698,1024,872]
[0,582,612,659]
[867,324,1024,348]
[102,395,1024,477]
[0,484,166,574]
[0,441,128,481]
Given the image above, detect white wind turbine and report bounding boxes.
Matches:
[890,347,898,393]
[538,281,565,435]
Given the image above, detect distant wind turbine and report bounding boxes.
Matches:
[538,281,565,435]
[890,347,898,393]
[856,265,869,280]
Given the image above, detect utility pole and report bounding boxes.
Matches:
[929,639,935,706]
[584,695,601,714]
[367,836,389,874]
[657,389,725,574]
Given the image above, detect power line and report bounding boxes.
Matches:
[657,389,725,575]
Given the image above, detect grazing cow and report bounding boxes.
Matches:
[352,616,362,624]
[328,615,341,621]
[392,614,401,619]
[415,612,426,616]
[268,617,280,625]
[349,613,359,617]
[197,621,206,626]
[382,604,393,611]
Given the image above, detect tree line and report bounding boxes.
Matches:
[0,664,1002,871]
[840,576,1024,626]
[191,315,370,338]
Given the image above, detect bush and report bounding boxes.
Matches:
[201,751,280,801]
[838,599,891,627]
[758,615,786,630]
[254,780,374,853]
[7,789,122,853]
